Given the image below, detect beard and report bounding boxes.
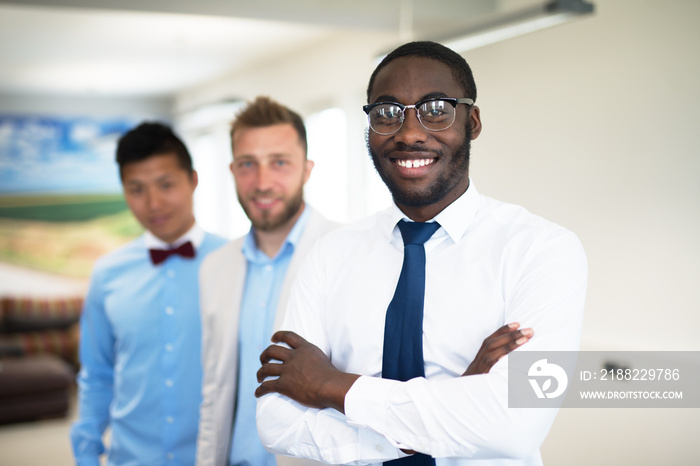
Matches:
[238,186,304,233]
[367,123,472,208]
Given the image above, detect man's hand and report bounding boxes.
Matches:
[463,323,533,376]
[255,330,359,414]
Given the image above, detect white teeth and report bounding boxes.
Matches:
[396,159,434,168]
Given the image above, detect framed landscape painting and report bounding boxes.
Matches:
[0,114,143,278]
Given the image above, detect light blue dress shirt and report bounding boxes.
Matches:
[70,226,226,466]
[229,208,310,466]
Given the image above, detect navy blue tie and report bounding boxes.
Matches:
[382,220,440,466]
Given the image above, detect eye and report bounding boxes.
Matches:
[126,185,143,195]
[373,105,402,123]
[274,159,288,167]
[419,101,450,122]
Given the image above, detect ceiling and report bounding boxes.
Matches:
[0,0,530,98]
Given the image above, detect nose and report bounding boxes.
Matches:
[146,187,164,210]
[393,107,428,145]
[255,165,274,191]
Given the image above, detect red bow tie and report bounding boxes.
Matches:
[149,241,196,265]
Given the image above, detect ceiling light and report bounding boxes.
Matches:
[441,0,594,53]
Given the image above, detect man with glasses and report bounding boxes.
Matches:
[255,41,587,465]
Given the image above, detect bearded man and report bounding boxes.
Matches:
[196,96,339,466]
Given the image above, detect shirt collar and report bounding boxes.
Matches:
[144,223,204,250]
[242,204,310,263]
[384,178,481,245]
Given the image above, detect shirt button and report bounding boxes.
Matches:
[165,379,173,387]
[265,265,273,272]
[165,344,173,352]
[376,444,383,452]
[167,270,175,278]
[166,453,174,460]
[166,416,174,424]
[165,307,174,315]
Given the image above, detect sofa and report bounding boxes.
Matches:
[0,296,82,424]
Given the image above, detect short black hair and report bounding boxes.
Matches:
[116,122,193,178]
[366,41,477,103]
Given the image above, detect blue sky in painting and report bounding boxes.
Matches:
[0,115,135,194]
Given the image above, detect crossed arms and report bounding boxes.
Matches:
[253,228,587,463]
[256,323,532,414]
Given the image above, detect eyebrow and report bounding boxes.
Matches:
[234,153,291,162]
[124,173,173,186]
[372,91,450,104]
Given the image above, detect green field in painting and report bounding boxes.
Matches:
[0,194,141,278]
[0,193,128,222]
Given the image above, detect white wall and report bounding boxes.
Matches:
[463,1,700,463]
[0,92,172,119]
[177,1,700,463]
[467,0,700,354]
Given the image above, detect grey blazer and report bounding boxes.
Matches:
[196,206,339,466]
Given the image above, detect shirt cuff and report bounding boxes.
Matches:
[345,376,395,436]
[345,376,411,459]
[345,375,392,428]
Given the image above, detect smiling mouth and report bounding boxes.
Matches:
[252,197,278,208]
[150,215,170,226]
[393,158,436,169]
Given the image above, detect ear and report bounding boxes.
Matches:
[303,159,315,184]
[190,169,199,190]
[229,161,235,174]
[469,105,482,140]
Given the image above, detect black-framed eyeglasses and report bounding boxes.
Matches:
[363,97,474,135]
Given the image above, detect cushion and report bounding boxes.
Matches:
[0,328,78,361]
[0,296,83,333]
[0,355,74,424]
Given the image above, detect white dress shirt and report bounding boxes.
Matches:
[256,182,588,466]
